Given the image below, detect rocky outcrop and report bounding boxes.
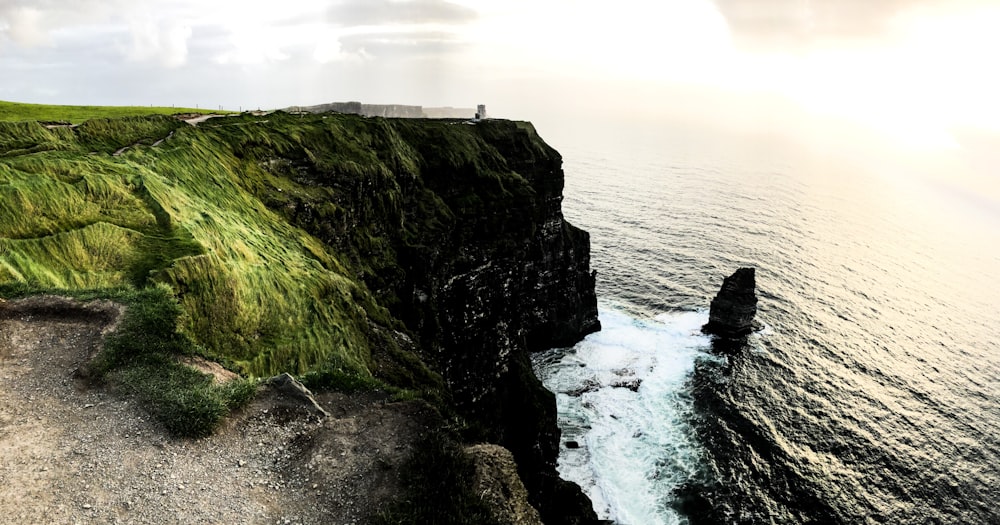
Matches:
[265,373,329,418]
[466,444,544,525]
[702,267,759,337]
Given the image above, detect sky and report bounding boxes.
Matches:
[2,0,1000,170]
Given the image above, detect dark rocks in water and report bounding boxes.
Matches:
[610,378,642,392]
[566,379,601,397]
[702,267,759,338]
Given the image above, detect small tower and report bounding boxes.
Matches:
[476,104,487,120]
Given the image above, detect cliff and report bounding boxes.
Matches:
[289,101,476,119]
[0,112,600,523]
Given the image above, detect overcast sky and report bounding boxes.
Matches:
[2,0,999,152]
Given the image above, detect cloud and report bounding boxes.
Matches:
[3,6,49,47]
[320,1,478,63]
[327,0,477,27]
[338,30,463,58]
[711,0,935,47]
[0,0,130,47]
[126,16,192,67]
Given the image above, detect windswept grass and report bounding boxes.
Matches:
[0,222,143,288]
[0,152,156,238]
[90,284,258,437]
[0,99,229,124]
[129,125,381,376]
[75,115,185,154]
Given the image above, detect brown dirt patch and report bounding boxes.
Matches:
[177,355,240,384]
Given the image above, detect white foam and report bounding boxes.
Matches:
[533,305,712,525]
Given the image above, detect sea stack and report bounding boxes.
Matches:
[702,267,758,337]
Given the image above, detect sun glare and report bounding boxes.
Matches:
[459,1,998,152]
[719,3,1000,151]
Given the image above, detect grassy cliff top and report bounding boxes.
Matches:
[0,109,553,381]
[0,100,232,124]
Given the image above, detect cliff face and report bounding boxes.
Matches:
[0,113,600,522]
[395,120,600,523]
[263,116,601,522]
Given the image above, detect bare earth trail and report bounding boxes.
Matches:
[0,297,432,525]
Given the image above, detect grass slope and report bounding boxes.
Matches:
[0,115,393,377]
[0,100,228,124]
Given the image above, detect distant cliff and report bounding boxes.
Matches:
[289,101,476,119]
[0,112,600,523]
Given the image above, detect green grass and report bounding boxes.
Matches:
[0,99,231,124]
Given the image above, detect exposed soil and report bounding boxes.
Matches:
[0,296,434,525]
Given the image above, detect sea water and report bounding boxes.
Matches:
[534,307,719,524]
[533,119,1000,524]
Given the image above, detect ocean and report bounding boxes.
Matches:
[532,118,1000,524]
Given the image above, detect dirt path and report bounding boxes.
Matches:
[0,297,432,525]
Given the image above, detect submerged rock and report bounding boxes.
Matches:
[702,267,759,337]
[565,379,602,397]
[610,378,642,392]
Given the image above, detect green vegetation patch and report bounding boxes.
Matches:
[0,121,74,156]
[0,222,143,288]
[130,125,381,376]
[75,115,185,154]
[0,99,228,124]
[0,151,156,239]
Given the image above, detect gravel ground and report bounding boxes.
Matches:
[0,297,434,525]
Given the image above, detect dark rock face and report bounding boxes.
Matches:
[566,379,601,397]
[403,122,601,524]
[703,267,758,337]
